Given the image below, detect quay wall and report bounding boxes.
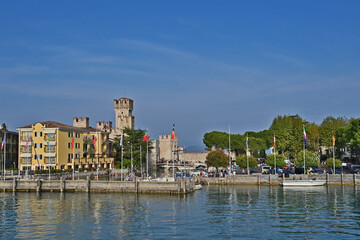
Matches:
[200,173,360,186]
[0,178,195,194]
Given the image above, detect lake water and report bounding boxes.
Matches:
[0,185,359,239]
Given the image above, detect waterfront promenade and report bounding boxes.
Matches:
[0,177,195,194]
[201,173,360,186]
[0,173,358,194]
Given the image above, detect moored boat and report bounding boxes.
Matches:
[282,179,326,186]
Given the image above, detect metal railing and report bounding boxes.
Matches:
[45,146,56,152]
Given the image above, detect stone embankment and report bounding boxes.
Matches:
[0,177,195,194]
[199,173,360,186]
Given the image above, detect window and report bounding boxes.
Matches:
[35,132,43,137]
[39,155,42,160]
[68,153,73,162]
[68,143,71,149]
[68,132,73,138]
[35,143,43,148]
[76,143,80,149]
[76,133,80,138]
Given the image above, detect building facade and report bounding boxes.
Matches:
[0,123,19,169]
[17,119,114,171]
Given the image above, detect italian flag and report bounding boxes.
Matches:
[143,130,149,142]
[171,124,175,140]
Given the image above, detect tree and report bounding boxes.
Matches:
[294,150,320,168]
[319,116,349,148]
[265,154,286,168]
[112,128,151,169]
[236,154,258,168]
[269,115,305,159]
[324,158,342,169]
[205,149,228,171]
[203,131,268,157]
[337,118,360,163]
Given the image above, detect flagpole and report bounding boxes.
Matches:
[48,137,50,181]
[274,135,276,175]
[303,125,306,175]
[246,135,249,175]
[121,145,123,181]
[140,144,142,178]
[146,141,149,178]
[131,143,133,176]
[97,133,99,181]
[3,129,5,181]
[229,125,231,174]
[333,134,335,175]
[72,132,75,180]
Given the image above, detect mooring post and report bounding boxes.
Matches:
[341,173,344,185]
[269,175,272,185]
[36,179,41,192]
[86,176,90,193]
[326,173,329,185]
[353,174,357,185]
[12,178,17,192]
[135,177,138,193]
[60,177,64,192]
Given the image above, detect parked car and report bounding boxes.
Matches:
[250,169,258,174]
[327,169,341,174]
[310,169,325,174]
[279,169,294,178]
[262,166,271,174]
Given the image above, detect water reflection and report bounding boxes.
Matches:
[0,186,360,239]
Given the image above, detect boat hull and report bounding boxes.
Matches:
[282,180,326,186]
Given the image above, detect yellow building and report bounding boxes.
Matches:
[17,118,114,171]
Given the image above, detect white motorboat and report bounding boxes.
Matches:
[195,184,203,190]
[282,179,326,186]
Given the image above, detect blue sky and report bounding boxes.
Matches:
[1,1,360,150]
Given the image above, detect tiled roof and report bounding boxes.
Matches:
[18,121,107,133]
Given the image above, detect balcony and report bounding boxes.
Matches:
[20,153,32,158]
[46,135,56,141]
[20,148,32,153]
[44,146,56,153]
[20,139,33,146]
[21,158,32,164]
[45,158,55,164]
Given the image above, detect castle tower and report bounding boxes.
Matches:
[113,97,135,133]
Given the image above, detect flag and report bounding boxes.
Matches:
[119,131,123,146]
[45,135,50,148]
[143,129,149,142]
[303,127,309,147]
[34,147,42,175]
[171,124,175,140]
[274,134,276,148]
[246,135,249,149]
[71,136,74,150]
[332,134,335,146]
[93,135,97,148]
[1,135,5,150]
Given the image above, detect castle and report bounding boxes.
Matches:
[109,97,135,139]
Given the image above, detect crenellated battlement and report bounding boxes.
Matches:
[114,97,133,110]
[73,117,89,128]
[97,121,112,132]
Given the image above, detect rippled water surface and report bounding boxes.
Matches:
[1,185,360,239]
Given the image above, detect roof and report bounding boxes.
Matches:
[17,121,107,133]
